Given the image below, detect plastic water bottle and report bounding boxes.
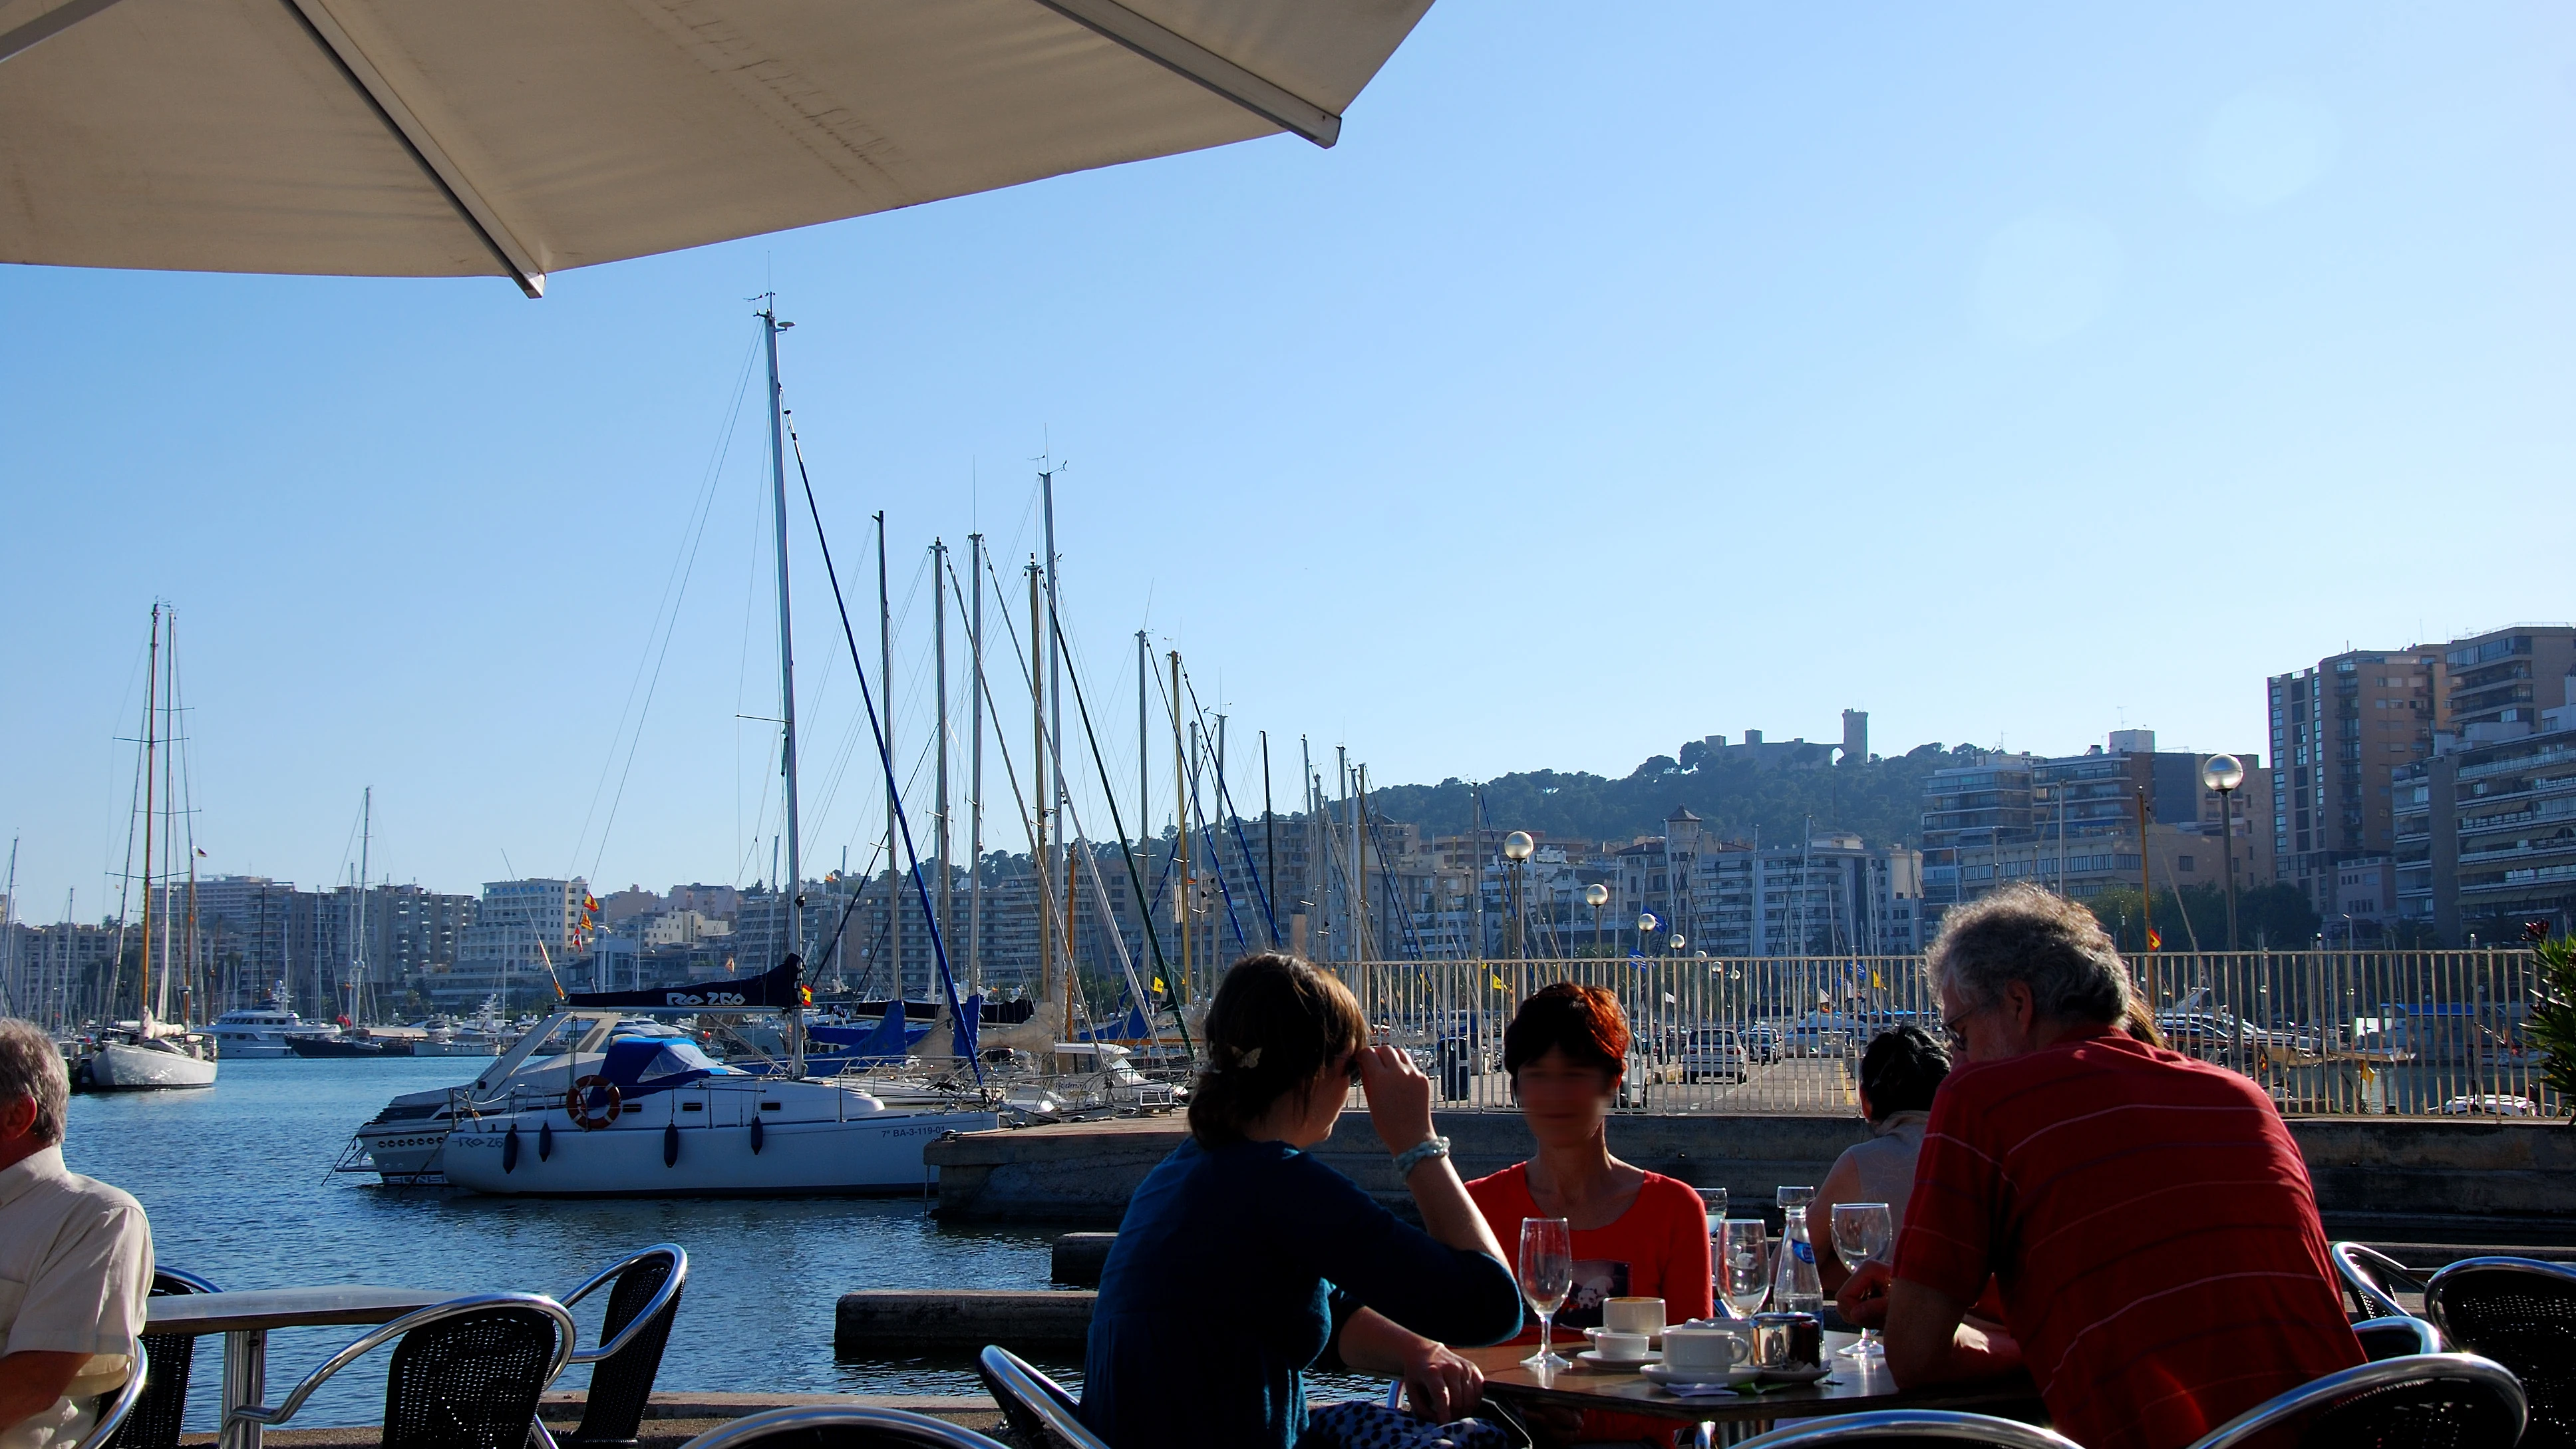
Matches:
[1774,1185,1824,1315]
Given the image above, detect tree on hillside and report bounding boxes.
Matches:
[1364,740,1979,850]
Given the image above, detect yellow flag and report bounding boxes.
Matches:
[1490,972,1509,991]
[1870,970,1883,989]
[1152,977,1166,993]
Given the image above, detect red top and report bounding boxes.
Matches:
[1894,1033,2362,1449]
[1464,1164,1713,1339]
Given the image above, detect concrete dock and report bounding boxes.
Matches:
[836,1287,1098,1353]
[926,1108,2576,1240]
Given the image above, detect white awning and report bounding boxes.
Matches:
[0,0,1432,295]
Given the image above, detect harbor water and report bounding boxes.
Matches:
[65,1057,1068,1428]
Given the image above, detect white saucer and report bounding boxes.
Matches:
[1582,1327,1663,1347]
[1572,1349,1659,1371]
[1640,1363,1758,1390]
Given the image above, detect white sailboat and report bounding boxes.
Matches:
[84,604,218,1092]
[343,302,996,1191]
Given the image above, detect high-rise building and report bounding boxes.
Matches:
[2266,649,2442,914]
[430,878,587,1008]
[2438,625,2576,739]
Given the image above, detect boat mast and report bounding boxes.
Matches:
[1170,650,1186,998]
[1261,732,1275,951]
[1136,631,1149,866]
[759,299,804,1077]
[1041,472,1069,1017]
[933,538,951,995]
[876,512,895,1001]
[967,533,985,993]
[1,836,17,1016]
[1029,561,1050,1015]
[352,787,371,1025]
[138,605,160,1031]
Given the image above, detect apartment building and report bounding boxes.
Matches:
[2266,650,2443,915]
[2393,697,2576,943]
[429,877,589,1007]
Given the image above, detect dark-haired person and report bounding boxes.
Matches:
[1807,1025,1948,1294]
[1836,886,2361,1449]
[1080,954,1523,1449]
[1462,983,1708,1448]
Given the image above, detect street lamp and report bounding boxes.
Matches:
[1638,912,1657,959]
[1584,882,1609,957]
[1504,831,1534,961]
[2203,753,2246,952]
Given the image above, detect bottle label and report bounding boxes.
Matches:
[1794,1241,1815,1263]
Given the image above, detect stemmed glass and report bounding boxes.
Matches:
[1518,1216,1574,1370]
[1714,1218,1770,1319]
[1829,1202,1894,1359]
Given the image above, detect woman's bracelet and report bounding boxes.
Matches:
[1390,1134,1452,1178]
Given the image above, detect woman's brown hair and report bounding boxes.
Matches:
[1187,952,1368,1146]
[1502,981,1630,1090]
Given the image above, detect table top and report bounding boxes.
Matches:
[145,1287,451,1336]
[1466,1331,2044,1425]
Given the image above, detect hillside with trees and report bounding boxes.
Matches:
[1367,740,1991,850]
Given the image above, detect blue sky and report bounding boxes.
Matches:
[4,2,2572,914]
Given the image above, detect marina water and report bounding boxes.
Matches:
[65,1058,1062,1428]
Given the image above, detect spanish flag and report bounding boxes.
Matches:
[2147,928,2164,950]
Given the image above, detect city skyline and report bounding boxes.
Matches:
[7,3,2573,913]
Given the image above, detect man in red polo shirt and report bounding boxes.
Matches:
[1837,886,2362,1449]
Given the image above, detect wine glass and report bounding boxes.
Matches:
[1714,1218,1770,1319]
[1517,1215,1574,1370]
[1696,1186,1728,1237]
[1829,1202,1895,1359]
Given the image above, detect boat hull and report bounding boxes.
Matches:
[411,1039,502,1057]
[85,1041,218,1090]
[442,1102,997,1197]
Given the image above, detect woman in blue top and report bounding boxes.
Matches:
[1081,953,1524,1449]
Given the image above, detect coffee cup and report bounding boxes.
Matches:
[1593,1331,1651,1363]
[1660,1323,1752,1374]
[1601,1297,1667,1337]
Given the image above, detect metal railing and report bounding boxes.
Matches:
[1329,951,2559,1118]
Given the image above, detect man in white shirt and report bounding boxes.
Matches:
[0,1019,153,1449]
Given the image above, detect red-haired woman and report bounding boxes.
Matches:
[1466,983,1711,1445]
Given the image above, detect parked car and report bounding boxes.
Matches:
[2438,1094,2537,1116]
[1739,1026,1783,1065]
[1679,1029,1749,1083]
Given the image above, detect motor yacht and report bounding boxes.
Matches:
[208,1005,337,1058]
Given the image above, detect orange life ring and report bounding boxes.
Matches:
[565,1075,622,1130]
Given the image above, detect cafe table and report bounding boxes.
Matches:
[144,1285,450,1449]
[1465,1331,2045,1430]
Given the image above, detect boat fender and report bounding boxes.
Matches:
[749,1115,764,1154]
[503,1124,520,1174]
[663,1120,680,1168]
[538,1120,554,1162]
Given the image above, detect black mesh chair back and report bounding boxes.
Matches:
[1732,1410,2086,1447]
[2181,1353,2526,1449]
[559,1245,688,1449]
[675,1406,1009,1449]
[973,1347,1105,1449]
[2426,1257,2576,1449]
[382,1303,573,1449]
[104,1269,218,1449]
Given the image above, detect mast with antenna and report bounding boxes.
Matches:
[933,538,951,996]
[139,604,160,1031]
[759,297,804,1076]
[876,512,895,1001]
[1170,651,1188,997]
[1029,562,1051,1015]
[967,533,985,992]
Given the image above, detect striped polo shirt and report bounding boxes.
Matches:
[1894,1033,2362,1449]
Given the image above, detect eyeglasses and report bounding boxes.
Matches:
[1343,1051,1365,1084]
[1940,1003,1983,1051]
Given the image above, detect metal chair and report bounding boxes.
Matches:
[1731,1410,2086,1446]
[102,1268,220,1449]
[2354,1315,2445,1361]
[675,1406,1010,1449]
[974,1347,1108,1449]
[554,1244,689,1449]
[225,1293,578,1449]
[2332,1243,2429,1322]
[2181,1353,2527,1449]
[2426,1256,2576,1449]
[72,1343,150,1449]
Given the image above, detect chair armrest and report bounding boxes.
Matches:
[2353,1315,2444,1359]
[72,1342,148,1449]
[560,1246,687,1366]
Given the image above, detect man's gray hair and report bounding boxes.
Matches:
[0,1017,71,1144]
[1928,884,2133,1027]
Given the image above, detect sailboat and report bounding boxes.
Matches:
[355,301,997,1193]
[81,604,218,1092]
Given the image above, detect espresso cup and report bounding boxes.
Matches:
[1661,1323,1753,1373]
[1601,1296,1667,1337]
[1752,1311,1823,1372]
[1593,1331,1651,1363]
